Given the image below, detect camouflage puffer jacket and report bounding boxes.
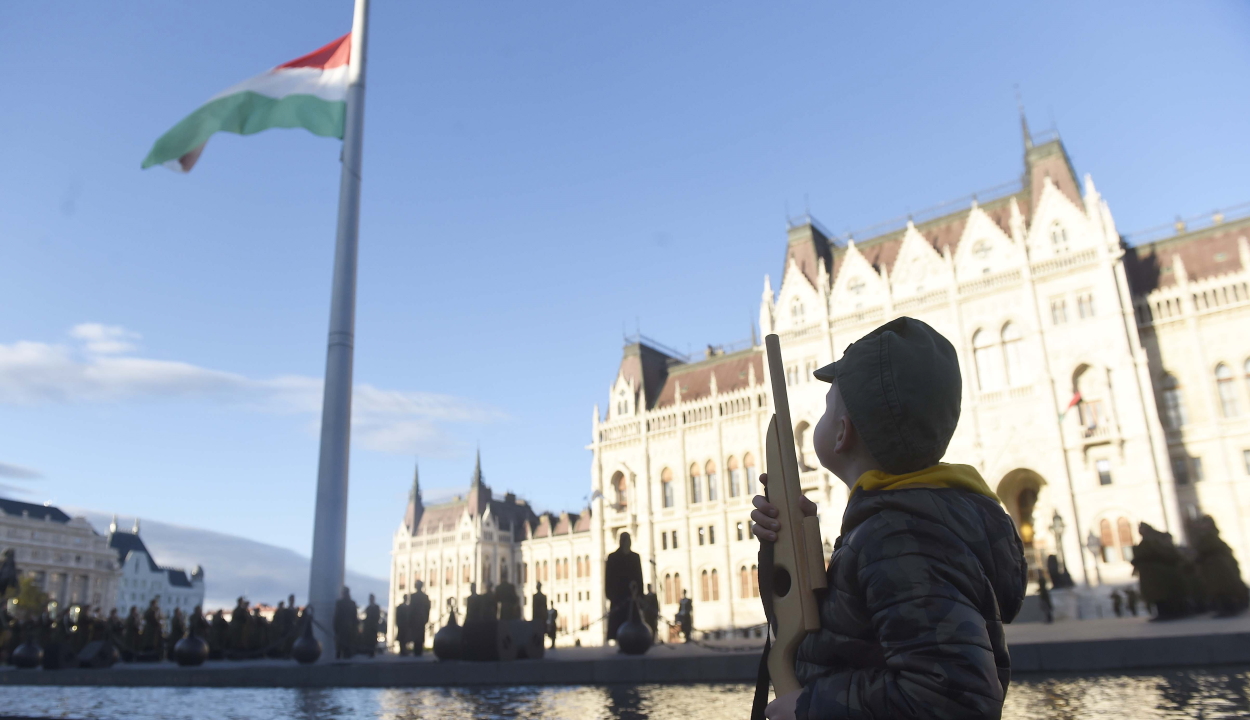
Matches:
[794,487,1027,720]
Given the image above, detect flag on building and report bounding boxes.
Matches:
[142,33,351,172]
[1058,392,1082,422]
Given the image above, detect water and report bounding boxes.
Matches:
[2,668,1248,720]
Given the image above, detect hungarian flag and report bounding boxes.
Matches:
[142,33,350,172]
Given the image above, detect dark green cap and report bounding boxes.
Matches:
[812,317,961,474]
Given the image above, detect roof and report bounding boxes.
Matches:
[1124,215,1249,295]
[108,531,161,573]
[652,348,764,409]
[817,135,1078,287]
[167,569,193,588]
[617,341,685,410]
[0,498,71,523]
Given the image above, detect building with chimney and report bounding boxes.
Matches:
[0,498,120,611]
[108,517,205,615]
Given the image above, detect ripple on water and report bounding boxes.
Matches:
[2,667,1248,720]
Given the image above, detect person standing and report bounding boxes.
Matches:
[141,598,164,660]
[546,605,558,649]
[395,593,412,656]
[411,582,431,656]
[334,587,358,659]
[604,533,644,643]
[531,581,548,624]
[167,607,186,658]
[1110,590,1123,618]
[228,597,249,651]
[496,579,521,621]
[363,594,381,657]
[210,609,229,659]
[1125,586,1140,617]
[676,589,693,643]
[1132,523,1188,620]
[642,583,660,638]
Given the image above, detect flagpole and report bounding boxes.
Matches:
[308,0,369,661]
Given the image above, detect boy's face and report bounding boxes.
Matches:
[812,381,847,475]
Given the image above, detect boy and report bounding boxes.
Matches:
[753,317,1026,720]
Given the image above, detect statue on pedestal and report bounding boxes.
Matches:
[604,533,643,642]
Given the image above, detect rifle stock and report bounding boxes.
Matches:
[762,334,826,696]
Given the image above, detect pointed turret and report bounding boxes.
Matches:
[109,514,118,534]
[467,449,490,516]
[403,460,424,535]
[132,517,140,534]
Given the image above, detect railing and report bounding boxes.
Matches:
[830,305,885,330]
[958,268,1022,296]
[894,288,950,313]
[834,178,1024,244]
[1030,248,1098,278]
[1122,200,1250,246]
[1083,424,1112,441]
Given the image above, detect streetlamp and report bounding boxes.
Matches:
[1050,510,1068,582]
[1085,531,1103,586]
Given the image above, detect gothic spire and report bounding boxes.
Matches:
[409,460,421,503]
[1016,87,1033,150]
[471,448,483,488]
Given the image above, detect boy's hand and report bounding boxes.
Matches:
[765,689,802,720]
[751,472,818,543]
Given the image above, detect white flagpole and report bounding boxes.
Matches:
[308,0,369,661]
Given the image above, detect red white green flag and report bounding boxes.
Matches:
[142,33,351,172]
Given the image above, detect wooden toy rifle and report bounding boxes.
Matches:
[751,334,827,717]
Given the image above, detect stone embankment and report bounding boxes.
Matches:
[3,615,1248,687]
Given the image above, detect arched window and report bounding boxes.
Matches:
[611,471,628,510]
[972,329,998,391]
[673,572,682,601]
[710,569,719,601]
[663,574,673,605]
[750,565,759,597]
[791,299,805,325]
[689,463,703,504]
[705,460,719,502]
[1051,222,1068,254]
[1160,374,1186,429]
[740,566,749,598]
[1097,517,1136,562]
[1217,363,1238,417]
[1099,519,1115,562]
[700,570,710,601]
[1001,322,1024,386]
[661,468,675,508]
[744,453,758,494]
[727,456,741,498]
[1117,518,1135,562]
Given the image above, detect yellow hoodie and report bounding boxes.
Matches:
[852,463,999,502]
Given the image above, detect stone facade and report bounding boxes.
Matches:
[108,517,205,616]
[0,498,120,611]
[391,129,1250,645]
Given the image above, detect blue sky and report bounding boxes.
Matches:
[2,1,1247,579]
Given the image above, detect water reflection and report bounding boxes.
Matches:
[3,668,1248,719]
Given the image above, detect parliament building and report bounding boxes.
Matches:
[391,127,1250,646]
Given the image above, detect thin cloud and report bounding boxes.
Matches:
[0,462,42,479]
[0,325,504,457]
[69,323,141,355]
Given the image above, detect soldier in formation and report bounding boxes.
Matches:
[675,589,693,642]
[334,587,358,659]
[363,594,381,657]
[409,582,431,656]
